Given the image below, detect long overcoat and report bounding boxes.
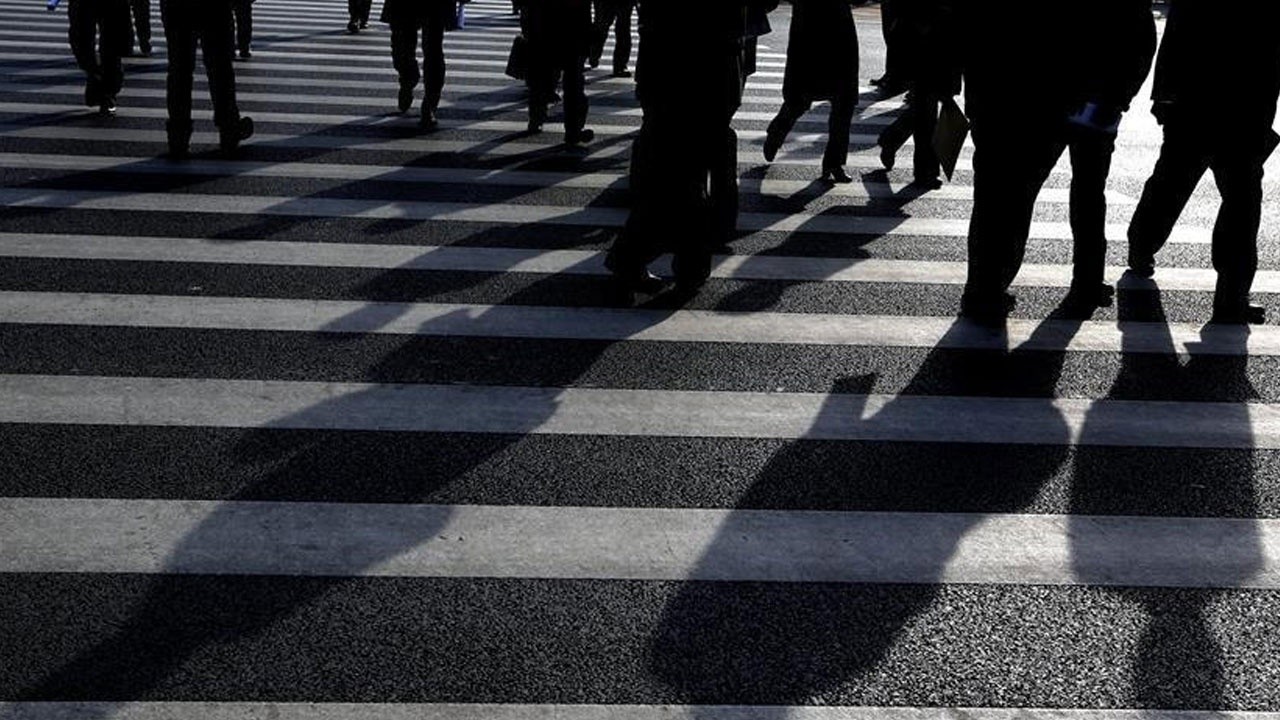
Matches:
[781,0,858,103]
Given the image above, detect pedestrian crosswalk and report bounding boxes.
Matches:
[3,0,1280,717]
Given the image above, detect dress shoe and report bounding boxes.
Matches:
[398,86,413,113]
[821,166,853,184]
[359,20,369,29]
[238,48,251,60]
[139,41,152,57]
[1060,282,1115,317]
[909,175,943,190]
[672,252,712,293]
[1127,246,1155,278]
[762,131,781,162]
[419,110,439,131]
[564,128,594,145]
[347,20,359,33]
[219,116,254,153]
[611,69,632,78]
[878,142,895,171]
[1210,304,1267,325]
[98,96,117,116]
[588,56,600,69]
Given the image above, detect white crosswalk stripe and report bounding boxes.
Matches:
[1,0,1277,716]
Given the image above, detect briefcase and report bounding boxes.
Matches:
[505,34,529,80]
[932,96,969,182]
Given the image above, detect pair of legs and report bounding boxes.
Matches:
[160,0,252,156]
[231,0,252,58]
[67,0,131,113]
[764,91,856,182]
[528,39,590,143]
[1129,120,1268,322]
[347,0,371,31]
[877,88,942,185]
[390,15,446,126]
[589,0,632,75]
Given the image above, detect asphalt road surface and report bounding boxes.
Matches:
[2,1,1280,718]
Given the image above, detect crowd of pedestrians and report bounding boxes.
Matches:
[55,0,1280,328]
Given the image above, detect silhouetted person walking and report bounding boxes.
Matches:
[606,1,776,298]
[231,0,252,59]
[1127,0,1280,324]
[523,0,594,145]
[959,0,1154,326]
[161,0,253,158]
[348,0,372,33]
[67,0,131,116]
[589,0,633,77]
[875,0,961,189]
[871,0,905,95]
[762,0,859,183]
[382,0,461,130]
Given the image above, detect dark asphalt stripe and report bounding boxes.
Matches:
[0,324,1274,403]
[0,257,1256,324]
[2,574,1277,709]
[0,424,1274,519]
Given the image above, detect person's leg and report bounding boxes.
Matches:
[1126,122,1210,275]
[822,90,856,178]
[1208,146,1266,322]
[421,16,446,124]
[68,0,104,106]
[200,2,251,151]
[232,0,252,57]
[389,22,420,112]
[160,0,195,154]
[1066,129,1116,299]
[561,44,589,140]
[588,0,614,69]
[97,0,132,107]
[611,1,632,75]
[909,91,942,183]
[763,99,810,161]
[131,0,151,54]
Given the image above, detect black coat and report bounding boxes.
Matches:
[1153,0,1280,134]
[888,0,960,96]
[521,0,592,54]
[781,0,858,103]
[380,0,455,26]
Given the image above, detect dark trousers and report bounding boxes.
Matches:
[390,17,446,115]
[68,0,131,101]
[767,91,856,171]
[590,0,632,73]
[127,0,151,51]
[231,0,252,52]
[880,0,901,79]
[1129,122,1267,312]
[878,89,941,180]
[963,115,1064,306]
[348,0,372,24]
[161,0,240,133]
[529,40,587,134]
[1065,128,1115,290]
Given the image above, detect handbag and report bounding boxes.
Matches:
[505,34,529,81]
[932,96,970,181]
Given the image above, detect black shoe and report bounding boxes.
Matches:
[879,143,895,171]
[347,19,358,33]
[359,20,369,29]
[238,48,251,60]
[139,41,152,57]
[419,110,439,132]
[1127,247,1155,278]
[762,131,781,163]
[98,96,116,116]
[1061,282,1115,317]
[909,175,943,191]
[588,56,600,69]
[822,166,853,184]
[564,128,594,145]
[611,69,632,78]
[960,293,1013,330]
[672,252,712,293]
[876,79,908,97]
[1210,304,1267,325]
[219,116,254,153]
[398,86,413,113]
[527,106,546,134]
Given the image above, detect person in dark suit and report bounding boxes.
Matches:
[126,0,152,56]
[160,0,254,158]
[605,1,777,297]
[875,0,961,189]
[231,0,252,59]
[67,0,131,115]
[871,0,906,95]
[347,0,372,33]
[382,0,461,130]
[522,0,594,145]
[959,0,1155,326]
[589,0,634,77]
[761,0,859,183]
[1127,0,1280,324]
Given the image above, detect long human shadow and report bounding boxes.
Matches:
[1070,279,1262,711]
[4,245,680,712]
[648,312,1083,715]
